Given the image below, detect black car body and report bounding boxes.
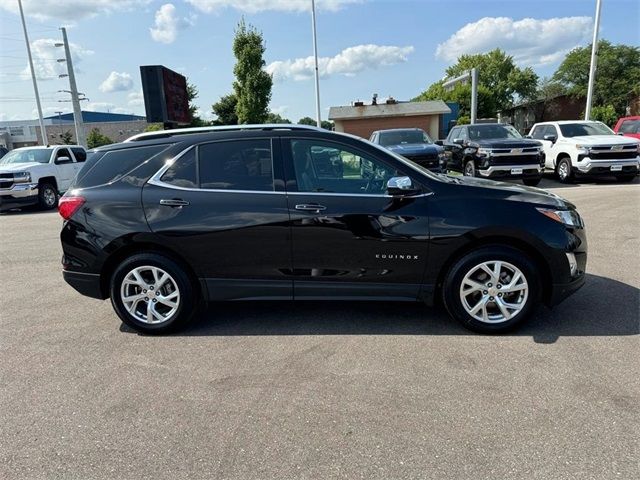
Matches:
[443,123,545,186]
[60,125,586,334]
[370,128,445,172]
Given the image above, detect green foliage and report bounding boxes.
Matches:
[590,105,618,127]
[298,116,316,126]
[456,115,470,125]
[553,40,640,118]
[186,81,208,127]
[265,112,291,124]
[59,131,74,145]
[415,48,539,118]
[321,120,334,130]
[86,128,113,149]
[144,123,163,132]
[211,93,238,125]
[232,19,273,124]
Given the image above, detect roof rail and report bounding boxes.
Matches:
[124,124,323,142]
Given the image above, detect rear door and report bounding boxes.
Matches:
[282,136,430,300]
[142,137,293,300]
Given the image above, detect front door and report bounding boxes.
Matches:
[282,137,430,300]
[142,138,293,300]
[53,147,76,192]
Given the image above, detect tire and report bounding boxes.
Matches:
[615,174,636,182]
[555,157,573,183]
[523,177,541,187]
[38,182,58,210]
[463,160,476,177]
[442,246,541,334]
[110,253,198,334]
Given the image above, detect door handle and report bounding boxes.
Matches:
[160,198,190,207]
[295,203,326,212]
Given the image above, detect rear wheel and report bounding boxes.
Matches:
[442,246,541,333]
[38,182,58,210]
[110,253,198,334]
[556,157,573,183]
[523,177,541,187]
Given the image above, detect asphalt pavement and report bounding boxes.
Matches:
[1,175,638,480]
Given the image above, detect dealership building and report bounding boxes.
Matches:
[0,111,147,149]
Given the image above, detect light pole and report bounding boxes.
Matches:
[585,0,603,120]
[311,0,321,128]
[443,67,478,124]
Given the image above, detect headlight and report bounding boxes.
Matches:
[575,144,590,151]
[477,148,492,157]
[13,171,31,183]
[536,208,583,227]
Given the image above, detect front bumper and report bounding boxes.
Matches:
[572,157,639,176]
[478,164,542,179]
[0,183,39,211]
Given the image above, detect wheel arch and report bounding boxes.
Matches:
[434,235,553,306]
[38,176,58,191]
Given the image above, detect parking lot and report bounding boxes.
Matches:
[1,176,638,480]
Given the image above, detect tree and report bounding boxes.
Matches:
[59,131,74,145]
[298,116,316,126]
[86,128,113,149]
[553,40,640,118]
[321,120,333,130]
[265,112,291,124]
[590,105,618,127]
[187,80,208,127]
[232,19,273,124]
[415,48,539,118]
[211,93,238,125]
[144,123,163,132]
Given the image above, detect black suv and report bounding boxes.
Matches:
[60,125,586,334]
[442,123,544,186]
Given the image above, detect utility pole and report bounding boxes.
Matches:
[311,0,322,128]
[56,28,86,147]
[18,0,47,145]
[584,0,602,120]
[443,67,479,124]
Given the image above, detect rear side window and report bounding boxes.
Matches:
[160,148,197,188]
[198,139,273,191]
[71,147,86,162]
[75,145,170,188]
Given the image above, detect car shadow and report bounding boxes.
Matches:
[539,173,639,189]
[0,207,55,216]
[120,274,639,343]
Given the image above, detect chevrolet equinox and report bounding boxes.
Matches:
[60,125,587,334]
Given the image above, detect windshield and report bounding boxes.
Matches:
[619,119,640,134]
[467,124,522,140]
[559,122,614,137]
[0,149,52,165]
[379,130,433,146]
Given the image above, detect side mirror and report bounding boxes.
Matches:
[617,132,624,136]
[435,140,444,146]
[453,138,464,146]
[543,134,557,143]
[55,156,72,164]
[524,134,532,139]
[386,176,419,196]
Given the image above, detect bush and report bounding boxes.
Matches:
[589,105,618,127]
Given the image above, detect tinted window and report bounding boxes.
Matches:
[198,139,273,191]
[291,139,397,194]
[71,147,86,162]
[160,148,197,188]
[619,119,640,134]
[559,122,614,137]
[378,130,432,146]
[467,124,521,140]
[75,145,170,188]
[56,148,71,160]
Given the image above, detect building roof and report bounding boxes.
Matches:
[329,101,451,121]
[44,111,145,124]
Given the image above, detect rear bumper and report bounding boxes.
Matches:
[62,270,105,299]
[0,183,39,211]
[479,164,542,179]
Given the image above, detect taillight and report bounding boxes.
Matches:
[58,196,85,220]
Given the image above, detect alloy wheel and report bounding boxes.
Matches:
[558,161,569,180]
[120,266,180,324]
[43,187,56,207]
[459,260,528,324]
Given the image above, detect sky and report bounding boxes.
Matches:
[0,0,638,123]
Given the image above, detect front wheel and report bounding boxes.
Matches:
[38,182,58,210]
[110,253,198,334]
[523,177,542,187]
[442,246,541,333]
[463,160,476,177]
[556,158,573,183]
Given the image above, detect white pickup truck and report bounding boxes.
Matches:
[528,120,640,183]
[0,145,87,211]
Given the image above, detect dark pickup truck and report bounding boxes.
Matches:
[442,123,544,186]
[370,128,446,172]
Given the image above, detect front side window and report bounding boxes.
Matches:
[467,124,521,140]
[0,148,52,165]
[198,139,273,191]
[291,139,397,195]
[619,119,640,134]
[559,122,614,137]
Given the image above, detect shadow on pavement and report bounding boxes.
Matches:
[121,274,638,342]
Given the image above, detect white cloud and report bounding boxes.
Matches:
[436,16,592,66]
[128,90,144,107]
[0,0,151,21]
[85,102,115,112]
[99,71,134,93]
[271,105,288,115]
[150,3,194,44]
[185,0,360,13]
[20,38,94,81]
[267,44,414,81]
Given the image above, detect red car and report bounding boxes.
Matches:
[614,116,640,140]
